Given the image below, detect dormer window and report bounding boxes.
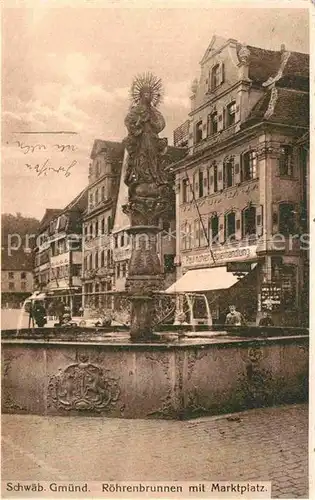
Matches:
[226,101,236,127]
[195,121,203,144]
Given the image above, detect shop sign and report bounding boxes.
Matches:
[226,262,253,273]
[261,282,282,311]
[51,253,70,268]
[182,245,257,269]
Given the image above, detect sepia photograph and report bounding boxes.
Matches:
[1,2,310,499]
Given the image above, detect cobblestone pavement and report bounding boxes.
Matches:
[2,404,308,498]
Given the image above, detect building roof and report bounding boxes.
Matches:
[238,44,308,86]
[63,187,88,214]
[2,248,33,271]
[243,87,309,129]
[90,139,125,161]
[39,209,63,231]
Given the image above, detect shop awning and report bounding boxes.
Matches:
[165,266,255,294]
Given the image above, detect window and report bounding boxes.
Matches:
[279,145,293,176]
[226,101,236,127]
[225,212,236,240]
[211,64,220,89]
[164,254,175,273]
[182,178,189,203]
[114,235,118,248]
[198,171,204,198]
[279,203,295,235]
[194,220,200,247]
[208,112,218,135]
[101,250,105,267]
[95,189,99,205]
[95,252,99,269]
[72,264,81,277]
[9,282,15,290]
[107,249,111,266]
[89,224,93,239]
[195,121,203,144]
[210,215,219,244]
[107,216,112,233]
[121,263,127,278]
[95,220,99,236]
[224,158,235,188]
[89,192,93,207]
[89,254,93,270]
[208,163,218,193]
[101,185,105,200]
[101,218,105,234]
[8,272,14,279]
[243,206,257,237]
[242,151,257,181]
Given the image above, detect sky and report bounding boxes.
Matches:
[2,5,309,220]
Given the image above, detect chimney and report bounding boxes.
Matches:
[280,44,286,52]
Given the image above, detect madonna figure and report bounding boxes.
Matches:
[124,73,168,191]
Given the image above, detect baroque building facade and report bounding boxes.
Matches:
[81,140,124,317]
[169,36,309,326]
[33,190,87,314]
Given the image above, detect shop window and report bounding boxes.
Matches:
[210,215,219,244]
[182,178,189,203]
[195,121,203,144]
[242,206,257,237]
[207,112,218,135]
[279,203,295,235]
[226,101,236,127]
[279,145,293,177]
[225,212,236,240]
[242,151,257,181]
[164,254,175,273]
[282,265,296,309]
[224,158,235,188]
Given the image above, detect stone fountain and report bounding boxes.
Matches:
[122,73,174,341]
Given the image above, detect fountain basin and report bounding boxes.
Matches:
[2,328,308,419]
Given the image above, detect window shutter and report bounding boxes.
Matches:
[235,210,242,240]
[219,214,225,243]
[272,203,279,234]
[235,103,241,123]
[219,62,225,84]
[256,205,263,237]
[234,157,241,185]
[217,163,224,191]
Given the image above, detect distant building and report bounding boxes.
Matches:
[81,140,124,317]
[169,36,309,326]
[33,189,88,314]
[1,248,34,308]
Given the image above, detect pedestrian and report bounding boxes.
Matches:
[225,304,246,326]
[258,310,274,326]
